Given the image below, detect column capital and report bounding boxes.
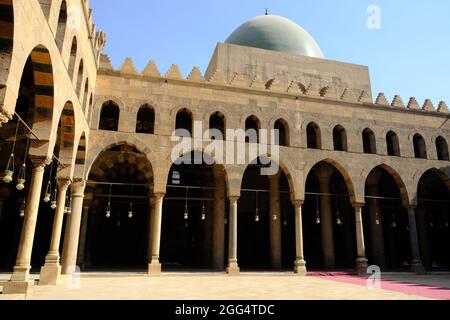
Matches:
[292,200,304,207]
[229,196,239,204]
[152,193,165,201]
[56,178,71,190]
[29,155,52,167]
[315,166,335,184]
[71,180,86,196]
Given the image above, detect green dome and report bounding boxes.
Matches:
[225,15,324,59]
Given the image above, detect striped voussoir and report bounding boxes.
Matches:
[30,46,54,126]
[76,133,86,165]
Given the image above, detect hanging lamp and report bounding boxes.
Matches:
[336,194,343,226]
[3,120,20,184]
[391,199,397,228]
[43,157,54,203]
[106,184,112,218]
[16,131,31,191]
[315,193,321,224]
[201,203,206,221]
[50,186,58,210]
[374,198,380,225]
[255,191,260,222]
[128,184,134,219]
[19,199,26,218]
[184,187,189,221]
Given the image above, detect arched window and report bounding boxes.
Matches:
[209,112,225,139]
[76,59,84,97]
[333,125,347,151]
[306,122,321,149]
[55,1,67,52]
[136,104,155,134]
[245,115,260,143]
[68,37,77,81]
[99,101,120,131]
[413,134,427,159]
[362,128,377,154]
[175,108,193,136]
[386,131,400,156]
[436,136,449,161]
[274,119,289,147]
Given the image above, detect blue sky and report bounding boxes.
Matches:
[90,0,450,105]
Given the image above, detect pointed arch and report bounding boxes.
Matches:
[386,131,400,157]
[274,118,289,147]
[175,108,193,135]
[306,122,321,149]
[136,104,155,134]
[55,1,68,52]
[413,134,427,159]
[75,59,84,98]
[99,100,120,131]
[362,128,377,154]
[209,111,226,139]
[436,136,449,161]
[67,37,77,81]
[333,125,348,151]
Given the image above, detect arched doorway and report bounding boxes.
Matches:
[161,151,227,271]
[83,144,153,270]
[238,158,295,271]
[363,166,411,270]
[416,170,450,270]
[303,161,356,270]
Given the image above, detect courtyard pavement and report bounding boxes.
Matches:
[1,272,450,300]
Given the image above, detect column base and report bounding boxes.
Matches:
[148,263,161,276]
[294,259,307,275]
[39,265,62,286]
[410,260,426,275]
[226,261,240,276]
[355,258,369,275]
[2,280,34,295]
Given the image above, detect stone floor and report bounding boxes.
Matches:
[1,272,450,300]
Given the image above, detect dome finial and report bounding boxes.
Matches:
[265,8,269,15]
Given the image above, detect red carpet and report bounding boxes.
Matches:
[309,272,450,300]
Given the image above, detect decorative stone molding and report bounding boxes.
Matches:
[229,73,248,87]
[143,60,161,77]
[265,78,284,91]
[119,57,139,75]
[208,69,227,84]
[187,67,205,82]
[375,93,389,106]
[358,90,371,103]
[407,97,420,110]
[391,95,405,108]
[164,64,183,79]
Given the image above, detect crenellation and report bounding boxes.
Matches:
[119,57,139,75]
[375,93,390,106]
[143,60,161,77]
[438,101,449,113]
[164,64,183,80]
[423,99,435,112]
[407,97,420,110]
[391,95,405,108]
[187,67,205,82]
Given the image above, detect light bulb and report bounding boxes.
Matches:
[51,201,57,210]
[337,218,342,226]
[391,221,397,228]
[201,213,206,221]
[273,214,278,221]
[19,201,26,217]
[224,219,228,225]
[3,170,13,183]
[184,205,189,220]
[255,215,260,222]
[106,212,111,218]
[43,193,51,203]
[375,219,380,225]
[128,212,133,219]
[283,220,288,227]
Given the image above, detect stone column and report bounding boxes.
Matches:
[39,179,71,286]
[416,206,431,268]
[317,167,335,268]
[76,205,90,269]
[148,193,164,276]
[293,200,307,275]
[353,203,369,274]
[61,181,86,275]
[226,196,240,275]
[406,206,425,274]
[212,168,226,270]
[366,180,386,269]
[4,160,47,294]
[269,173,282,269]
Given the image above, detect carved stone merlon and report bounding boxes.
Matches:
[250,75,266,90]
[423,99,435,111]
[438,101,449,113]
[407,97,420,110]
[375,92,390,106]
[119,57,138,75]
[143,60,161,77]
[391,95,405,108]
[341,88,356,101]
[164,64,183,80]
[187,67,205,82]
